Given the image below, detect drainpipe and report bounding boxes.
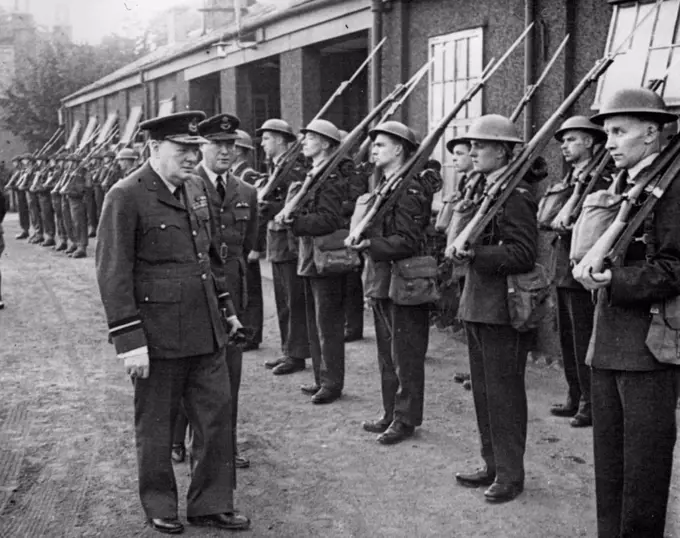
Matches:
[370,0,383,113]
[524,0,535,139]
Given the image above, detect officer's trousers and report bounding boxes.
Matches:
[61,194,75,245]
[51,193,67,244]
[556,287,593,416]
[372,298,429,427]
[272,261,309,359]
[135,349,234,519]
[38,192,55,241]
[242,259,263,345]
[27,191,42,238]
[591,367,677,538]
[465,322,531,484]
[67,195,88,250]
[304,276,346,392]
[85,188,97,233]
[343,269,364,338]
[15,190,29,233]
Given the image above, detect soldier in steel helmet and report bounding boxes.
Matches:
[95,111,250,533]
[26,155,44,244]
[13,154,31,240]
[545,116,611,427]
[572,88,680,538]
[230,129,264,352]
[49,154,69,252]
[348,120,442,443]
[276,118,350,404]
[257,119,311,375]
[450,114,538,504]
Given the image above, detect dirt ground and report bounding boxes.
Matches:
[0,212,678,538]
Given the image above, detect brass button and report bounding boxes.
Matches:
[201,274,207,280]
[197,253,203,259]
[221,225,226,229]
[160,224,166,230]
[144,296,149,302]
[192,231,197,236]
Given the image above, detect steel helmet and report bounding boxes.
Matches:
[301,119,342,144]
[369,121,419,151]
[234,129,254,151]
[338,129,349,142]
[554,115,606,143]
[591,88,678,125]
[256,118,296,140]
[116,148,140,161]
[445,136,471,154]
[462,114,524,144]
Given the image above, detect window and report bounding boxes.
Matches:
[78,116,98,151]
[65,119,81,150]
[158,97,175,117]
[96,112,119,145]
[595,0,680,107]
[121,105,143,145]
[429,27,484,205]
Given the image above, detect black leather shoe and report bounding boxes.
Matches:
[242,342,259,352]
[264,356,285,369]
[235,454,250,469]
[484,481,524,503]
[454,372,471,383]
[70,248,87,259]
[273,358,305,375]
[0,302,5,310]
[88,228,96,238]
[15,231,29,240]
[311,387,341,404]
[55,242,68,251]
[377,422,415,445]
[550,403,578,417]
[570,414,592,428]
[300,383,320,395]
[148,517,184,534]
[455,468,496,488]
[171,444,185,463]
[362,418,391,433]
[188,512,251,530]
[41,238,56,247]
[344,331,363,343]
[65,245,77,255]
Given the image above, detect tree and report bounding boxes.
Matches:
[0,34,143,150]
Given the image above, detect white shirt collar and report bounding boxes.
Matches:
[572,158,590,177]
[484,164,509,185]
[626,152,659,183]
[200,162,225,187]
[149,159,180,196]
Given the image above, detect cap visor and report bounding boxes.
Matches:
[204,133,240,142]
[166,135,209,145]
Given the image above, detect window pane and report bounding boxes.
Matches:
[432,43,443,82]
[629,3,656,51]
[664,47,680,100]
[444,41,455,82]
[444,80,456,115]
[610,5,637,52]
[456,38,468,80]
[431,82,443,123]
[469,35,482,77]
[652,0,679,46]
[645,47,671,87]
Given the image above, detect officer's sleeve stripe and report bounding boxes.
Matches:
[218,292,231,300]
[109,316,143,336]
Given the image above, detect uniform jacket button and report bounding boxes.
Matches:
[144,296,149,302]
[221,224,226,229]
[201,274,207,280]
[192,231,197,236]
[160,224,166,229]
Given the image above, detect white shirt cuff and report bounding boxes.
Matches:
[118,346,149,359]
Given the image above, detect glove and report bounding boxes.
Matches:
[247,250,261,262]
[222,311,248,345]
[120,347,150,379]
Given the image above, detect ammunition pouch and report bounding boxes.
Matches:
[506,263,552,332]
[646,296,680,366]
[388,255,440,306]
[569,190,623,263]
[312,229,361,276]
[537,182,573,230]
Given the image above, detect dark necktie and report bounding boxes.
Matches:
[173,187,181,201]
[216,175,226,201]
[615,170,629,195]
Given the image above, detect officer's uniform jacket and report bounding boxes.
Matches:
[290,159,347,278]
[588,155,680,371]
[195,163,258,313]
[263,153,308,263]
[458,169,538,325]
[96,161,231,359]
[231,160,266,253]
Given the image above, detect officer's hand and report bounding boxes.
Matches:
[247,250,261,262]
[124,353,150,379]
[226,315,244,337]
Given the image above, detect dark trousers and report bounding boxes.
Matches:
[94,185,105,223]
[465,322,531,484]
[51,193,67,243]
[61,195,75,244]
[372,298,429,427]
[27,191,42,238]
[242,259,263,345]
[38,192,55,240]
[15,190,29,232]
[343,269,364,337]
[225,343,242,453]
[557,287,593,416]
[272,261,310,359]
[67,196,88,250]
[304,276,346,392]
[135,349,234,519]
[591,367,677,538]
[85,188,97,233]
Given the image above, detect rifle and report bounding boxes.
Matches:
[57,127,117,195]
[4,168,23,190]
[552,65,673,230]
[347,24,534,246]
[509,34,569,123]
[35,127,64,159]
[447,3,661,257]
[257,37,386,204]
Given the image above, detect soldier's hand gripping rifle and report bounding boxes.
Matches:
[257,37,386,203]
[347,24,534,247]
[447,3,661,259]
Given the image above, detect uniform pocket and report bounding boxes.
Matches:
[141,216,187,259]
[134,280,182,352]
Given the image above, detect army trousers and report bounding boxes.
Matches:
[556,288,593,417]
[51,193,67,244]
[135,348,235,519]
[343,269,365,338]
[464,322,531,484]
[93,185,105,224]
[272,261,310,360]
[38,192,55,241]
[242,259,263,345]
[67,195,88,250]
[591,367,677,538]
[60,194,75,245]
[85,188,97,234]
[27,191,43,239]
[372,298,429,427]
[15,190,30,233]
[304,276,346,392]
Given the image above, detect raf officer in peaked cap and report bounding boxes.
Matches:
[195,113,258,469]
[95,111,250,534]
